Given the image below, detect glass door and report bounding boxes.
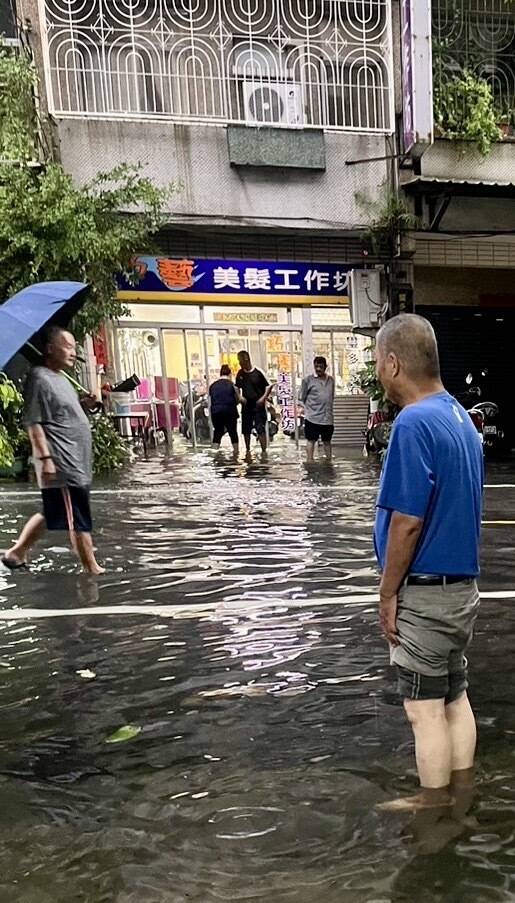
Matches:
[259,331,303,444]
[162,329,230,447]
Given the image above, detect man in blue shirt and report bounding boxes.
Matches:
[374,314,483,811]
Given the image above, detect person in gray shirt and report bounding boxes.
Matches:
[2,327,104,575]
[299,356,335,462]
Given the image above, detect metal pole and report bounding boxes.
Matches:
[158,328,174,449]
[199,309,213,444]
[330,331,336,385]
[289,328,299,448]
[183,330,197,448]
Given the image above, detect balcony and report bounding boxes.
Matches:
[429,0,515,181]
[40,0,394,134]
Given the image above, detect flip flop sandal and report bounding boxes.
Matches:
[1,557,28,571]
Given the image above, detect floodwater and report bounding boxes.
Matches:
[1,445,515,902]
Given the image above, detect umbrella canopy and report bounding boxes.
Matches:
[0,281,89,371]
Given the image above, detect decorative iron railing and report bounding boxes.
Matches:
[40,0,394,132]
[432,0,515,116]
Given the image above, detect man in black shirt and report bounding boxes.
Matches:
[236,351,272,454]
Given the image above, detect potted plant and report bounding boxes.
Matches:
[0,374,29,479]
[354,361,387,412]
[499,113,511,138]
[433,71,501,156]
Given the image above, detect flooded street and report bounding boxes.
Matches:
[1,449,515,902]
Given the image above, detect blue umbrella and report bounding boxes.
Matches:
[0,281,90,371]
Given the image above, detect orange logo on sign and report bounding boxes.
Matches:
[157,258,195,289]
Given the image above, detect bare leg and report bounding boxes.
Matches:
[243,433,251,455]
[232,442,239,457]
[4,514,46,565]
[306,440,316,462]
[378,698,453,812]
[258,432,267,453]
[405,698,452,789]
[74,533,105,576]
[445,691,476,771]
[323,441,332,460]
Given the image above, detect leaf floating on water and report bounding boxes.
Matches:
[105,725,141,744]
[76,669,96,680]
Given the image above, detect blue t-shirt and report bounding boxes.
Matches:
[209,378,238,415]
[374,392,484,576]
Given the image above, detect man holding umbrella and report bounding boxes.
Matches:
[3,326,104,575]
[0,281,104,575]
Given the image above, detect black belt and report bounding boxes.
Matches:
[406,575,473,587]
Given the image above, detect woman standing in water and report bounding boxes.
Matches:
[209,364,242,456]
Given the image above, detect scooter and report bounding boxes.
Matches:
[457,373,503,454]
[364,403,398,455]
[180,387,211,443]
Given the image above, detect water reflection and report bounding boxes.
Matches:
[0,456,513,900]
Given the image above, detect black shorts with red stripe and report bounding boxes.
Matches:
[41,486,93,533]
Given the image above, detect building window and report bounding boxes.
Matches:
[433,0,515,115]
[42,0,393,132]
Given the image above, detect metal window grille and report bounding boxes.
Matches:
[433,0,515,114]
[40,0,394,132]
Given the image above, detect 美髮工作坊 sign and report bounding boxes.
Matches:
[117,257,352,306]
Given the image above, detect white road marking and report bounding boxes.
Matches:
[0,589,510,622]
[0,483,513,498]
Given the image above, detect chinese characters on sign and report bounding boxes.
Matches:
[276,371,296,436]
[212,265,348,294]
[121,257,352,301]
[213,312,278,324]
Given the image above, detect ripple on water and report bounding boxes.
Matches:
[0,456,514,900]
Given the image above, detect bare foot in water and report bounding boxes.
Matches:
[377,791,454,812]
[87,565,106,576]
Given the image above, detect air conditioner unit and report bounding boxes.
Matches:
[349,269,382,332]
[243,82,304,126]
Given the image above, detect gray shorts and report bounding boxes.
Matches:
[391,579,480,703]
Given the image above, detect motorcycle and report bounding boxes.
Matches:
[180,387,211,443]
[457,372,504,454]
[364,403,398,456]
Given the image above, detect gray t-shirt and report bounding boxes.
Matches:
[24,367,92,487]
[299,374,335,426]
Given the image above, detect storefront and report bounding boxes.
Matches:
[111,256,370,445]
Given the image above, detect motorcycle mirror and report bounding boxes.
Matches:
[465,373,473,385]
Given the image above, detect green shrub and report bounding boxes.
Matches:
[91,414,131,475]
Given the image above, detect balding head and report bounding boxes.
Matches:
[43,326,77,371]
[375,314,442,405]
[377,314,440,381]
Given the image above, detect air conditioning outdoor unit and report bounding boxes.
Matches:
[349,269,382,333]
[243,82,304,126]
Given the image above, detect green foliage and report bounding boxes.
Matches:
[0,374,28,470]
[356,186,418,258]
[91,413,130,475]
[0,44,38,162]
[0,162,172,342]
[0,43,173,342]
[354,360,386,405]
[433,71,501,156]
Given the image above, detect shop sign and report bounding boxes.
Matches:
[276,371,296,435]
[118,257,352,305]
[401,0,433,154]
[213,311,278,324]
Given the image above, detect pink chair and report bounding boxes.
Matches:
[136,378,152,401]
[154,377,180,432]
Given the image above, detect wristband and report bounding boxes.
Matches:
[39,456,53,461]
